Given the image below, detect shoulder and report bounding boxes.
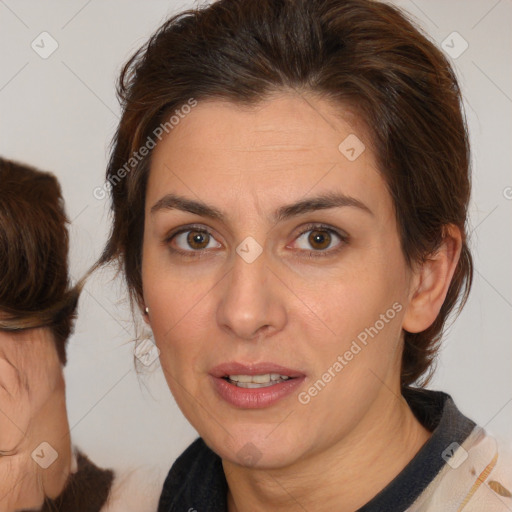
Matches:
[41,446,163,512]
[410,427,512,511]
[474,432,512,510]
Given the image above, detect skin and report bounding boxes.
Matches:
[0,327,74,511]
[142,91,461,511]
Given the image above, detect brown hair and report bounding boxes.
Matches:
[0,157,81,365]
[98,0,473,388]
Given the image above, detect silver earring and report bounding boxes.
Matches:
[145,306,149,314]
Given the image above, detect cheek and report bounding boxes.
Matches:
[300,287,402,383]
[294,254,408,402]
[300,257,405,341]
[295,275,406,425]
[142,257,216,375]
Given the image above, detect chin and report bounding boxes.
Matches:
[202,422,309,469]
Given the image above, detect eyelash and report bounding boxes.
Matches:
[164,223,348,260]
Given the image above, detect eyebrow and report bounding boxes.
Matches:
[150,191,373,223]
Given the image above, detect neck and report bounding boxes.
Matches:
[0,386,74,510]
[224,387,431,512]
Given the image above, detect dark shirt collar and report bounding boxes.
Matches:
[158,387,477,512]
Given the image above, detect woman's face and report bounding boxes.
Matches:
[142,92,416,468]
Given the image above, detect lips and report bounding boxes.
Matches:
[210,362,304,379]
[209,361,306,409]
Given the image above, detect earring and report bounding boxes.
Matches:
[144,306,149,314]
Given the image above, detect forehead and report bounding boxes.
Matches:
[147,92,390,219]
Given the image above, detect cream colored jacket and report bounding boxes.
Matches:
[408,427,512,511]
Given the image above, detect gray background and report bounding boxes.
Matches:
[0,0,510,478]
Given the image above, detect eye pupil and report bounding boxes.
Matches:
[309,230,331,250]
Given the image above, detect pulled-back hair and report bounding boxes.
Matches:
[98,0,472,388]
[0,157,81,365]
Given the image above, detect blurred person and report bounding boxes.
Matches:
[0,156,160,512]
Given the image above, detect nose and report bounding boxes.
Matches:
[216,245,287,342]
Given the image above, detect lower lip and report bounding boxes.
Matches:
[210,375,305,409]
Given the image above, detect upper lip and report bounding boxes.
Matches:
[210,362,305,379]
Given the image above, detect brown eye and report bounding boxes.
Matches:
[168,227,222,254]
[292,224,347,257]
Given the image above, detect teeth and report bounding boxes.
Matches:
[236,381,275,388]
[227,374,291,387]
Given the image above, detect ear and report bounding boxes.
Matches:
[402,224,462,333]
